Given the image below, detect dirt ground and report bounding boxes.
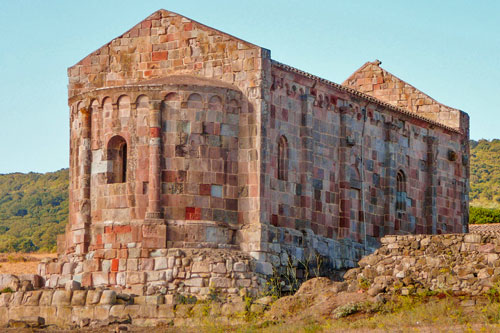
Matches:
[0,253,56,275]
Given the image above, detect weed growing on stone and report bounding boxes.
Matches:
[175,294,197,304]
[0,287,13,294]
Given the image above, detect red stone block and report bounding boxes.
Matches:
[199,184,211,196]
[271,214,278,226]
[150,126,161,137]
[152,51,168,61]
[111,259,119,272]
[115,225,132,234]
[184,22,193,31]
[185,207,202,220]
[339,217,350,228]
[225,199,238,211]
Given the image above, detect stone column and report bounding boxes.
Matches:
[425,135,438,234]
[144,100,166,248]
[74,104,92,254]
[338,105,353,239]
[146,101,162,219]
[299,94,315,229]
[383,121,397,236]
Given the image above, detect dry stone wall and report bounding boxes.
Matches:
[343,233,500,296]
[0,287,274,329]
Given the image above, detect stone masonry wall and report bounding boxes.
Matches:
[343,233,500,296]
[38,248,266,297]
[342,60,469,131]
[66,9,267,257]
[256,62,469,273]
[0,287,275,329]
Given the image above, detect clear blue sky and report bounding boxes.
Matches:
[0,0,498,173]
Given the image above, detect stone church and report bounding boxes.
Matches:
[41,9,469,295]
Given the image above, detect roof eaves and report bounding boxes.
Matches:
[271,60,463,135]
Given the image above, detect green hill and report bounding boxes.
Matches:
[0,139,499,253]
[0,169,68,252]
[470,139,500,209]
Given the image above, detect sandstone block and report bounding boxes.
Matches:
[62,263,76,275]
[236,279,251,288]
[47,262,63,275]
[39,290,54,306]
[65,280,82,291]
[168,256,175,268]
[52,290,72,306]
[137,304,158,318]
[109,304,127,319]
[212,262,226,274]
[56,306,72,326]
[20,281,33,292]
[127,272,146,285]
[11,292,24,306]
[94,305,111,321]
[100,290,117,305]
[0,274,20,291]
[122,304,141,318]
[210,277,232,288]
[22,290,42,306]
[164,294,176,305]
[140,258,154,270]
[92,272,109,286]
[86,290,102,305]
[255,262,272,275]
[165,269,173,282]
[154,257,168,270]
[146,271,165,282]
[233,262,246,272]
[0,293,12,307]
[71,290,87,306]
[117,272,127,286]
[101,259,111,272]
[128,248,141,258]
[192,262,210,273]
[464,234,481,244]
[185,278,204,287]
[18,274,44,289]
[127,259,139,271]
[0,307,7,326]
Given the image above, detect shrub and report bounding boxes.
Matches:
[470,206,500,224]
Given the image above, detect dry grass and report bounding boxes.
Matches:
[0,253,56,275]
[178,296,500,333]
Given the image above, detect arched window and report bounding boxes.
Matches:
[278,136,288,181]
[107,136,127,184]
[396,170,406,211]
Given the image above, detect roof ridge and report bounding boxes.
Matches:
[70,9,263,69]
[364,62,461,113]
